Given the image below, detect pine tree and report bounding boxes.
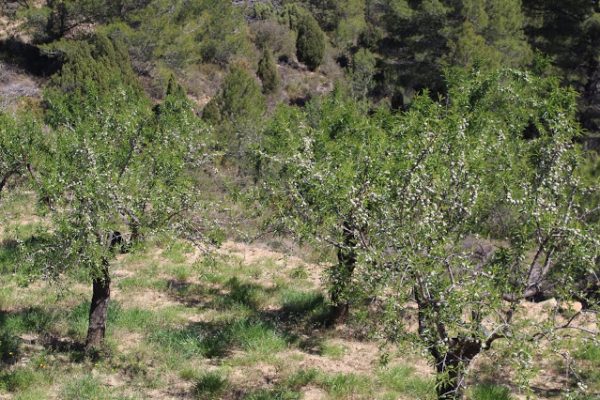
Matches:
[447,0,531,69]
[376,0,531,102]
[523,0,599,131]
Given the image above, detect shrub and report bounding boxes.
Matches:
[251,20,296,61]
[202,65,265,125]
[257,49,280,94]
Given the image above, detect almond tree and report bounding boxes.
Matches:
[258,93,391,321]
[35,34,210,350]
[261,68,598,398]
[366,69,599,399]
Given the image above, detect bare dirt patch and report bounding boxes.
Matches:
[302,386,328,400]
[219,240,324,287]
[113,288,180,310]
[283,339,380,376]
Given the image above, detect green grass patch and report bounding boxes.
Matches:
[244,388,300,400]
[575,343,600,363]
[0,307,58,336]
[170,264,194,281]
[279,289,325,315]
[285,368,320,389]
[289,265,309,280]
[163,241,194,264]
[192,371,229,399]
[469,383,513,400]
[0,367,51,393]
[147,327,207,359]
[377,365,434,399]
[230,318,288,354]
[148,316,289,361]
[319,372,373,398]
[574,342,600,391]
[13,387,51,400]
[116,276,168,292]
[318,341,345,359]
[61,374,111,400]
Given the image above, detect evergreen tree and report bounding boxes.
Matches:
[293,0,367,48]
[296,13,326,71]
[203,65,265,167]
[257,49,280,94]
[203,65,265,125]
[523,0,599,132]
[350,48,376,98]
[376,0,531,102]
[447,0,531,69]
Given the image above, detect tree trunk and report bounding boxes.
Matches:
[0,171,16,199]
[330,220,357,323]
[129,221,141,245]
[85,263,111,350]
[415,289,481,400]
[433,339,481,400]
[435,360,464,400]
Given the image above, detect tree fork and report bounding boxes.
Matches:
[433,339,481,400]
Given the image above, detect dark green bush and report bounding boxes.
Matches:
[258,49,280,94]
[202,65,265,124]
[296,14,326,71]
[0,331,20,366]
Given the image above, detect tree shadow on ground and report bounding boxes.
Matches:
[160,276,341,360]
[0,307,87,365]
[0,38,62,77]
[476,369,578,399]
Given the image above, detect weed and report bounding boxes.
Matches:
[61,374,114,400]
[193,371,228,399]
[377,365,434,399]
[469,383,513,400]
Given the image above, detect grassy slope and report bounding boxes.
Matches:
[0,190,598,400]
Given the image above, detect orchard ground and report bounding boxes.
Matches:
[0,191,598,400]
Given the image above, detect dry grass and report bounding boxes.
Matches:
[0,189,598,399]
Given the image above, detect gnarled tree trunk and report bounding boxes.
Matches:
[330,220,357,323]
[415,286,483,400]
[433,338,481,400]
[85,262,110,350]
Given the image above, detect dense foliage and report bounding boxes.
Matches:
[0,113,41,199]
[295,12,326,71]
[258,70,599,398]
